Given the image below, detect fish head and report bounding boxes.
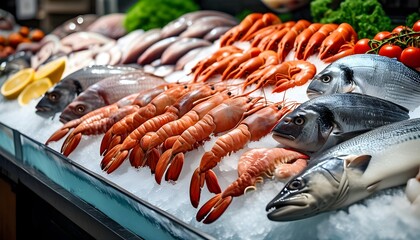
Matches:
[272,104,334,153]
[266,156,346,221]
[307,63,356,99]
[59,98,101,123]
[35,87,76,117]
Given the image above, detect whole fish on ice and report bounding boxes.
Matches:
[306,54,420,111]
[272,93,410,155]
[35,65,139,117]
[266,118,420,221]
[59,71,166,122]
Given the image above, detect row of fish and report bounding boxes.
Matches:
[24,10,238,78]
[267,54,420,221]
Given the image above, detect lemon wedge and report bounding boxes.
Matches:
[1,68,35,99]
[34,57,66,84]
[18,77,53,106]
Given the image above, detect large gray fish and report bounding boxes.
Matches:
[266,118,420,221]
[306,54,420,111]
[59,71,166,122]
[272,93,410,155]
[35,65,139,117]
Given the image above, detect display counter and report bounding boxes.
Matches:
[0,121,213,239]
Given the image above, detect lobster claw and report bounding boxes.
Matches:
[196,193,232,224]
[155,149,173,184]
[100,145,129,173]
[129,144,146,168]
[165,152,184,182]
[61,132,82,157]
[46,127,71,145]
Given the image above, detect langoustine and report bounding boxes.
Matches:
[100,84,226,174]
[154,95,264,184]
[99,83,195,157]
[190,101,298,208]
[139,91,233,172]
[196,148,309,224]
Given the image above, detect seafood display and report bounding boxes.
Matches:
[1,7,420,240]
[266,118,420,221]
[272,93,410,155]
[307,54,420,111]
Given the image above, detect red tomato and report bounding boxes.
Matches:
[378,44,403,60]
[413,20,420,32]
[400,47,420,68]
[392,25,409,34]
[374,31,391,41]
[354,38,372,54]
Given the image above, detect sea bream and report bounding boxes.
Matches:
[306,54,420,111]
[35,64,139,117]
[266,118,420,221]
[59,71,166,122]
[272,93,410,155]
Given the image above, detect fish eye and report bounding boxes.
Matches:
[48,92,60,102]
[288,178,305,190]
[75,104,86,114]
[293,116,305,125]
[320,75,331,83]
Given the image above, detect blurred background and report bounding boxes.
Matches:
[1,0,418,33]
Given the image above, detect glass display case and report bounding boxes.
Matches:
[0,121,214,239]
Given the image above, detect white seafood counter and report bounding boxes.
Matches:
[1,73,420,239]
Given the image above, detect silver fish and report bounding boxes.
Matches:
[306,54,420,111]
[272,93,410,155]
[179,16,237,39]
[35,65,139,117]
[137,37,180,65]
[266,118,420,221]
[160,38,211,65]
[59,71,166,122]
[160,10,237,38]
[120,28,163,64]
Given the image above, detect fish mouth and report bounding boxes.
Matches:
[272,132,295,142]
[59,114,72,123]
[266,193,315,221]
[35,106,55,116]
[306,89,322,99]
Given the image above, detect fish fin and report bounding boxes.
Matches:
[367,181,380,192]
[345,154,371,173]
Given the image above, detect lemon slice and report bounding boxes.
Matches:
[1,68,35,99]
[18,77,53,106]
[34,57,66,84]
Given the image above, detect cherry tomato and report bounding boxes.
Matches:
[378,44,403,60]
[400,47,420,68]
[413,20,420,32]
[392,25,409,34]
[374,31,391,41]
[354,38,372,54]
